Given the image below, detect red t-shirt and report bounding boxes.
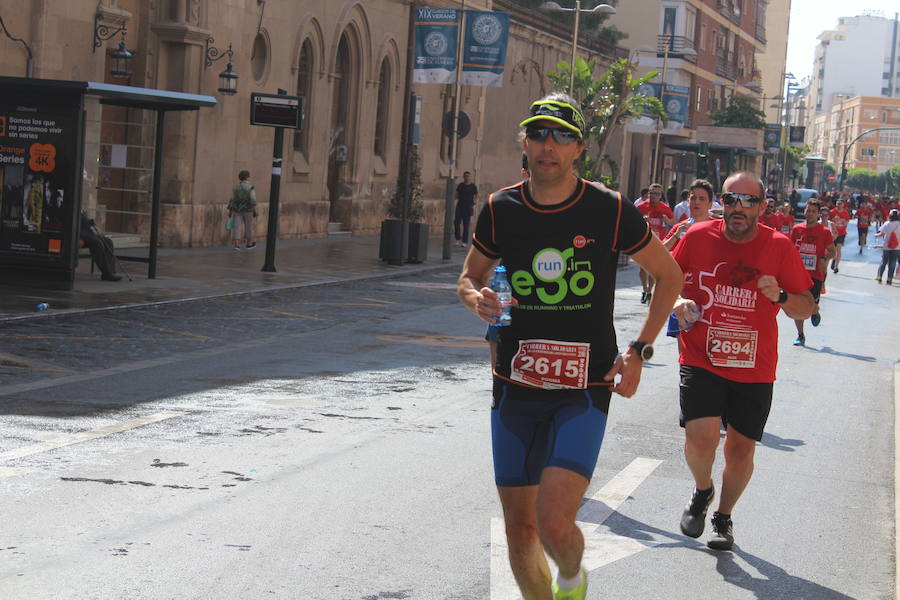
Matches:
[779,214,795,235]
[759,212,782,231]
[672,220,812,383]
[637,201,674,239]
[789,222,834,282]
[830,209,851,236]
[856,207,873,229]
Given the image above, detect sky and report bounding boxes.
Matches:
[786,0,900,83]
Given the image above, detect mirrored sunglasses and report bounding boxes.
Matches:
[525,126,581,145]
[721,192,763,208]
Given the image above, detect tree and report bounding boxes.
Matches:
[515,0,626,46]
[548,56,666,188]
[387,147,424,222]
[845,167,882,193]
[709,95,766,129]
[885,163,900,195]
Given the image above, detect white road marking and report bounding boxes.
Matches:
[491,457,663,600]
[894,362,899,597]
[0,411,187,463]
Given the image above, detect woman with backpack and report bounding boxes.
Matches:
[227,170,258,250]
[874,209,900,285]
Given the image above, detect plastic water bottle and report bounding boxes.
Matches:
[490,266,513,327]
[667,303,701,336]
[680,303,701,331]
[36,303,49,312]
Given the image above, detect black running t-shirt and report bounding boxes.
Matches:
[472,179,651,387]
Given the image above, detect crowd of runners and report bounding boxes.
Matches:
[457,91,898,600]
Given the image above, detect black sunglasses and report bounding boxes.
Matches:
[721,192,763,208]
[525,126,581,145]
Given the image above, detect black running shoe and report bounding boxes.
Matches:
[707,512,734,551]
[680,486,715,538]
[640,292,648,304]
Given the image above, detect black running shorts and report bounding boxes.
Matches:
[679,365,773,441]
[834,234,846,245]
[810,278,823,304]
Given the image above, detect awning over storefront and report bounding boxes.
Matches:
[663,141,765,156]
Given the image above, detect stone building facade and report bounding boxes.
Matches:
[0,0,624,247]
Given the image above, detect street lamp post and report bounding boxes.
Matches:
[538,1,616,95]
[637,38,696,183]
[777,73,798,195]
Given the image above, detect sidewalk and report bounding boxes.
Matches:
[0,235,465,321]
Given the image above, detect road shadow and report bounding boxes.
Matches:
[803,345,877,363]
[716,546,856,599]
[581,508,856,599]
[759,432,805,452]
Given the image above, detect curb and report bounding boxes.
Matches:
[0,262,460,323]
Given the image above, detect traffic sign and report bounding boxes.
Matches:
[250,92,303,129]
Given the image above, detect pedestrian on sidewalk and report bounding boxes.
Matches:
[671,171,814,551]
[454,171,479,247]
[79,210,123,282]
[458,92,682,600]
[874,209,900,285]
[228,170,257,250]
[789,200,835,346]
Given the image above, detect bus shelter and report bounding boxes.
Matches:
[0,76,215,289]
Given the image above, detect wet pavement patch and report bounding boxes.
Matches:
[318,413,382,420]
[151,459,189,468]
[362,591,412,600]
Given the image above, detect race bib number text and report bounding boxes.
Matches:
[510,339,590,389]
[706,327,758,369]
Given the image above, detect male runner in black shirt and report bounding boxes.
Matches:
[458,93,682,600]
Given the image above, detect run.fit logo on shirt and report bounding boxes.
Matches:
[511,246,595,304]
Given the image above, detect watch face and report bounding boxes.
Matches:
[641,344,654,361]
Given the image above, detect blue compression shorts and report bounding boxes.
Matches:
[491,381,611,487]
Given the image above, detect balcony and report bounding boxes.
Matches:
[755,23,766,44]
[654,35,698,63]
[715,58,736,80]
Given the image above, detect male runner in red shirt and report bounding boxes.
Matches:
[670,171,814,550]
[828,199,851,273]
[758,198,781,230]
[789,200,835,345]
[778,202,795,235]
[636,183,675,303]
[855,199,873,253]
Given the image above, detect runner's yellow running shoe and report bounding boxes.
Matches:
[552,569,587,600]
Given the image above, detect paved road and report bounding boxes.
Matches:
[0,236,896,599]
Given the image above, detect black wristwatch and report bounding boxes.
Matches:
[775,289,788,304]
[628,340,654,361]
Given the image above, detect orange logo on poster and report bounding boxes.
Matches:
[0,116,6,136]
[29,143,56,172]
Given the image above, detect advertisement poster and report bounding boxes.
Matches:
[764,124,781,149]
[0,105,77,257]
[413,7,459,84]
[634,82,689,130]
[460,10,509,87]
[789,125,806,146]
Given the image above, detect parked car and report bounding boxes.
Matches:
[790,188,819,218]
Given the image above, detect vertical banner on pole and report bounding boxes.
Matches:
[460,10,509,87]
[413,8,459,84]
[764,124,781,150]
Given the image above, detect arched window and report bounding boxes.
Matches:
[294,39,313,156]
[373,58,391,160]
